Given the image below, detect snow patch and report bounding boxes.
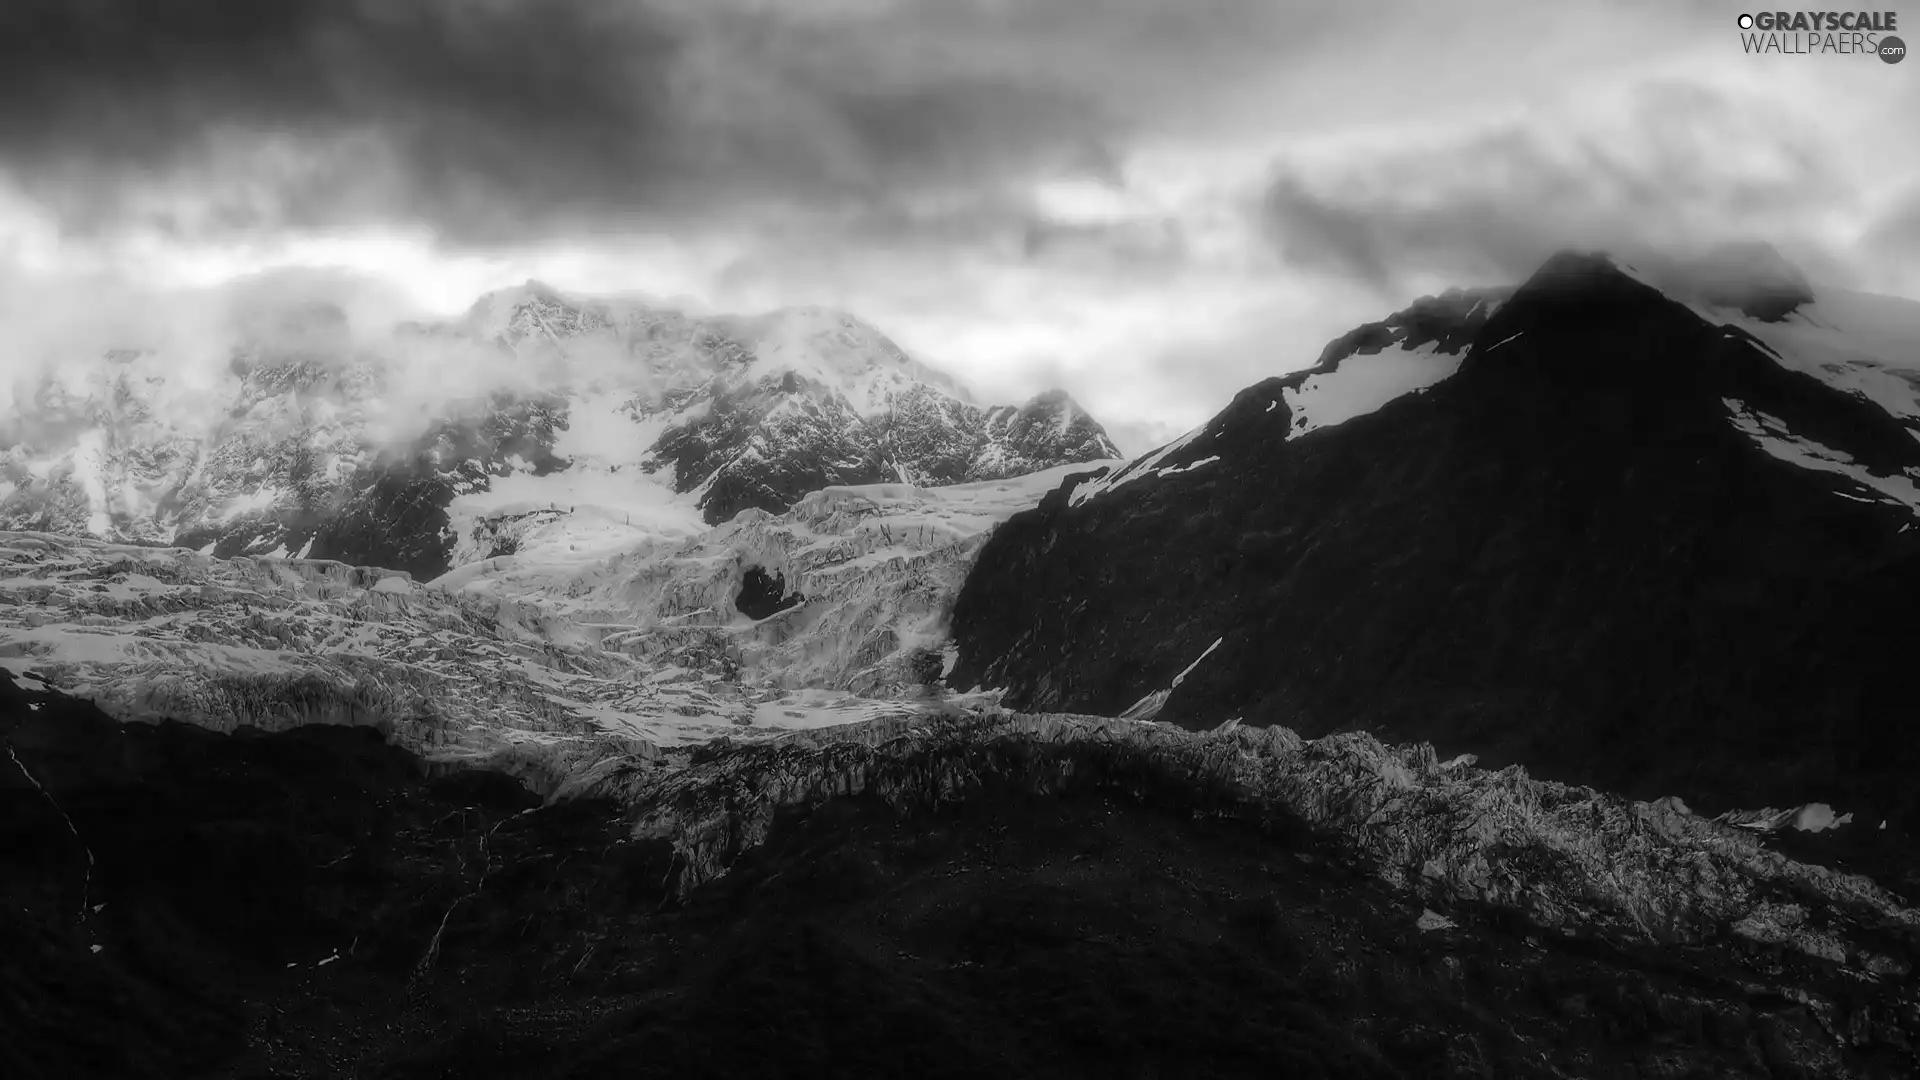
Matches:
[1695,288,1920,430]
[1171,637,1223,689]
[71,430,111,535]
[1718,802,1856,834]
[1722,398,1920,515]
[1068,427,1207,506]
[1283,341,1465,440]
[1793,803,1854,833]
[218,486,284,523]
[2,660,50,692]
[1155,455,1219,478]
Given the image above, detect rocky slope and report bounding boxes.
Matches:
[0,282,1119,581]
[951,248,1920,834]
[10,670,1920,1078]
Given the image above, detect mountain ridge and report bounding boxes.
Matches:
[0,283,1121,580]
[951,247,1920,829]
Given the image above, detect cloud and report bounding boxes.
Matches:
[1862,187,1920,287]
[0,264,622,453]
[1260,80,1868,297]
[6,0,1919,454]
[0,0,1345,250]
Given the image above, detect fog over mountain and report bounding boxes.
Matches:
[7,3,1920,1078]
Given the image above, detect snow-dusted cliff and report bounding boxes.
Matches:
[0,282,1121,580]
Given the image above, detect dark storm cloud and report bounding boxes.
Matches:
[0,0,1359,250]
[0,0,1154,245]
[1260,82,1857,295]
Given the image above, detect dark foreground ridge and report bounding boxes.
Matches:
[950,250,1920,830]
[9,671,1920,1078]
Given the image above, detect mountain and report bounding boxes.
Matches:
[951,248,1920,832]
[12,251,1920,1077]
[0,283,1120,581]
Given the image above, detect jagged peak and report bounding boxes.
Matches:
[1513,248,1656,294]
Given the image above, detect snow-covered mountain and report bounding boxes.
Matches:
[954,246,1920,833]
[12,249,1920,1078]
[0,282,1120,581]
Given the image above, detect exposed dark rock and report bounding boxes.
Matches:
[647,375,893,524]
[950,249,1920,832]
[735,565,803,620]
[647,379,1122,526]
[173,392,571,580]
[10,674,1920,1079]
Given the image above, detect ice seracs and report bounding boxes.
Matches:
[0,455,1111,777]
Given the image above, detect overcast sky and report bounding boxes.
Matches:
[2,0,1917,454]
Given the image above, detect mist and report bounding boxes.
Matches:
[0,267,679,460]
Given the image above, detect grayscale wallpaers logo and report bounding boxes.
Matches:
[1737,10,1905,60]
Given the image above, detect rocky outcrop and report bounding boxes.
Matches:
[646,377,1122,525]
[617,710,1920,980]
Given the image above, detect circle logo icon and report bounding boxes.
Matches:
[1881,35,1907,63]
[1738,13,1754,29]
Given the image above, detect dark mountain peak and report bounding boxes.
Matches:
[1315,283,1509,369]
[1505,248,1668,306]
[1507,244,1815,324]
[955,250,1920,834]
